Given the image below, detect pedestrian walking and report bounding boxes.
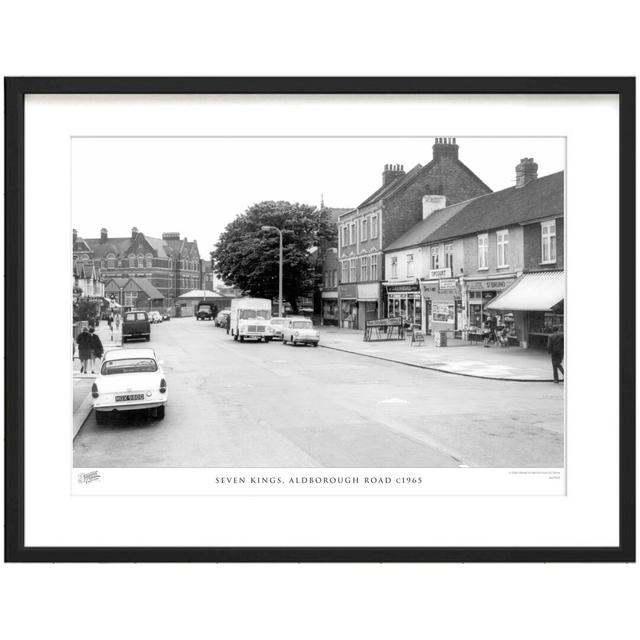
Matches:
[115,313,121,330]
[88,315,96,329]
[547,325,564,383]
[76,327,92,374]
[89,326,104,375]
[107,313,113,331]
[226,312,231,335]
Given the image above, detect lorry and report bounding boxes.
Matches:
[229,297,274,342]
[196,302,217,321]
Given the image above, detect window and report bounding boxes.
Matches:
[444,244,454,271]
[361,256,369,281]
[137,254,144,268]
[541,220,556,263]
[106,253,115,269]
[333,269,337,287]
[168,257,173,269]
[128,254,135,268]
[477,234,488,270]
[349,222,356,245]
[342,261,348,283]
[146,254,153,268]
[406,253,415,277]
[349,258,357,282]
[360,218,368,241]
[496,230,509,267]
[341,225,348,249]
[391,256,398,278]
[371,254,378,280]
[370,214,378,238]
[430,246,440,270]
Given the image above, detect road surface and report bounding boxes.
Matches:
[73,318,564,468]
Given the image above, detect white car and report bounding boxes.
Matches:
[92,348,167,423]
[282,318,320,347]
[149,311,163,324]
[269,317,286,340]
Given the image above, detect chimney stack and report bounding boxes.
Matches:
[73,229,78,243]
[382,163,405,186]
[131,226,139,238]
[432,137,459,161]
[515,157,538,188]
[100,227,108,241]
[422,195,447,219]
[162,232,180,241]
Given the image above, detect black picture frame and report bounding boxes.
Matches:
[4,77,635,563]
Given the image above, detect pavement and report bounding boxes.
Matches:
[73,318,564,468]
[72,321,122,437]
[318,327,556,382]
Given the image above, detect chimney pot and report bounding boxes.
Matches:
[73,228,78,242]
[433,136,459,161]
[381,162,406,186]
[131,226,139,238]
[100,227,108,241]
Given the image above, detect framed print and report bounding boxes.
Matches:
[4,77,635,562]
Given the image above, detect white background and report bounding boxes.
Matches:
[1,2,638,640]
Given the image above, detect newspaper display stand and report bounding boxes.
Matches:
[363,317,405,342]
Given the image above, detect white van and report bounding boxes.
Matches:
[229,298,274,342]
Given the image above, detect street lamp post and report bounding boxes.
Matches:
[261,225,283,317]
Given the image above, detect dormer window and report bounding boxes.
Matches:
[106,253,115,269]
[137,254,144,268]
[146,254,153,268]
[129,254,135,268]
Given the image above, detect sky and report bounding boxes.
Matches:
[72,136,565,253]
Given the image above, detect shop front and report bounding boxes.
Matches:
[463,275,517,333]
[338,283,358,329]
[385,281,421,330]
[321,291,339,326]
[356,283,380,330]
[419,276,462,334]
[485,270,565,348]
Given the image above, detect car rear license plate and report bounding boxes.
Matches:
[115,393,145,402]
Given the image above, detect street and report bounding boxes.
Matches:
[73,318,564,468]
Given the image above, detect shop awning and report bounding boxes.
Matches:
[485,271,564,311]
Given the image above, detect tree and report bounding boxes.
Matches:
[211,201,336,314]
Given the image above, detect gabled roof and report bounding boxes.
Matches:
[425,171,564,244]
[357,164,423,208]
[324,207,353,224]
[384,200,471,252]
[104,277,129,288]
[129,277,164,300]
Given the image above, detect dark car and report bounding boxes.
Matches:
[196,303,216,321]
[122,310,151,342]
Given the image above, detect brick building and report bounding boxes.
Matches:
[73,228,204,307]
[337,138,491,329]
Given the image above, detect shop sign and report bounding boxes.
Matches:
[366,317,403,327]
[438,278,458,291]
[429,268,451,279]
[339,283,357,299]
[386,284,419,293]
[419,280,438,298]
[357,283,380,301]
[465,278,513,291]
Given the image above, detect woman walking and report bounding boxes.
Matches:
[89,326,104,375]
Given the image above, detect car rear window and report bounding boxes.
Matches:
[101,358,157,375]
[124,312,148,321]
[292,321,312,329]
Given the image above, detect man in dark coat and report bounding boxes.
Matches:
[547,325,564,383]
[88,326,104,375]
[76,327,92,374]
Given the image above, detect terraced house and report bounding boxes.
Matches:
[72,227,204,307]
[337,138,491,329]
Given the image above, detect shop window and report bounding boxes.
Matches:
[361,256,369,281]
[444,244,453,271]
[371,255,378,280]
[430,246,440,270]
[496,230,509,267]
[391,256,398,278]
[477,234,488,270]
[406,254,415,277]
[541,220,556,263]
[370,214,378,239]
[360,218,368,241]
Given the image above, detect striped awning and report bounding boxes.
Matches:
[485,271,564,312]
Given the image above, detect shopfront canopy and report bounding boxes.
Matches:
[485,271,564,312]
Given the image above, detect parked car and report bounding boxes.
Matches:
[92,348,167,423]
[122,310,151,342]
[269,317,286,340]
[161,312,171,321]
[149,311,163,324]
[282,317,320,347]
[215,309,231,327]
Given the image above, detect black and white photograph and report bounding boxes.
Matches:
[71,135,565,473]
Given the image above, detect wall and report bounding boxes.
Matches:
[462,224,524,276]
[523,217,564,271]
[384,247,426,281]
